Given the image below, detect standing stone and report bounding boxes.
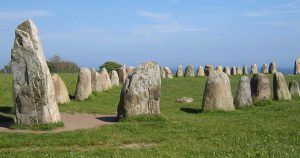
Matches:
[110,70,119,87]
[11,19,60,125]
[269,62,277,74]
[231,66,237,75]
[224,66,231,75]
[294,58,300,74]
[243,65,248,75]
[160,66,166,79]
[52,74,70,104]
[261,64,268,74]
[91,68,101,92]
[127,66,135,75]
[235,76,252,107]
[118,65,127,83]
[197,66,205,77]
[204,65,214,76]
[99,68,112,91]
[176,65,183,77]
[289,80,300,97]
[164,67,173,79]
[75,68,92,101]
[273,72,291,100]
[185,65,195,77]
[202,71,235,111]
[251,64,258,74]
[250,73,271,100]
[216,66,223,73]
[117,62,161,119]
[237,66,243,75]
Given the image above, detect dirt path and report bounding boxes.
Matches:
[0,113,117,134]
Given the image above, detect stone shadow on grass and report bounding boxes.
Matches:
[0,106,14,114]
[96,116,118,123]
[180,107,203,114]
[0,114,14,128]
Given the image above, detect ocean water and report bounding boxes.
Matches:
[170,67,294,75]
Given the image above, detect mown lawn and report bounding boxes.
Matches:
[0,73,299,157]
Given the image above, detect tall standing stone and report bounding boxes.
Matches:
[237,66,243,75]
[117,62,161,119]
[176,65,183,77]
[127,66,135,75]
[11,19,61,125]
[235,76,252,107]
[261,64,268,74]
[224,66,231,75]
[273,72,291,100]
[243,65,248,75]
[202,71,235,111]
[111,70,119,87]
[251,64,258,74]
[164,67,173,79]
[52,74,70,104]
[204,65,214,76]
[185,65,195,77]
[197,66,205,77]
[99,68,112,91]
[160,66,166,79]
[250,73,271,100]
[269,62,277,74]
[231,66,237,75]
[216,66,223,73]
[75,68,92,101]
[289,80,300,97]
[294,58,300,74]
[118,65,127,83]
[91,68,101,92]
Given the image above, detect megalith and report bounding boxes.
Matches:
[273,72,291,100]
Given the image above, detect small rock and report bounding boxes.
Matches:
[176,97,194,103]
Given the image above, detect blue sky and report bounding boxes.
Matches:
[0,0,299,69]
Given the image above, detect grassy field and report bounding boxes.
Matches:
[0,73,299,157]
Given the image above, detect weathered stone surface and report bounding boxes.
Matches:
[204,65,214,76]
[176,65,183,77]
[237,66,243,75]
[197,66,205,76]
[164,67,173,79]
[251,64,258,74]
[99,68,112,91]
[160,66,166,79]
[176,97,193,103]
[117,62,161,118]
[52,74,70,104]
[243,65,248,75]
[231,66,237,75]
[185,65,195,77]
[216,66,223,73]
[250,73,271,100]
[224,66,231,75]
[91,68,101,92]
[294,58,300,74]
[127,66,135,75]
[75,68,92,101]
[235,76,252,107]
[11,19,60,125]
[118,65,127,83]
[269,62,277,74]
[289,80,300,97]
[202,71,235,111]
[273,72,291,100]
[111,70,119,87]
[261,64,268,74]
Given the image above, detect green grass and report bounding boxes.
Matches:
[10,122,64,131]
[0,73,299,157]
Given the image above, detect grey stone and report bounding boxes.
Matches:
[52,74,70,104]
[164,67,173,79]
[261,64,268,74]
[273,72,291,100]
[202,71,235,111]
[243,65,248,75]
[269,62,277,74]
[111,70,119,87]
[197,66,205,76]
[231,66,237,75]
[216,66,223,73]
[235,76,252,107]
[237,66,243,75]
[294,58,300,74]
[118,65,127,83]
[127,66,135,75]
[176,65,183,77]
[204,65,214,76]
[117,62,161,119]
[11,19,61,125]
[224,66,231,75]
[289,80,300,97]
[185,65,195,77]
[250,73,271,100]
[75,67,92,101]
[251,64,258,74]
[176,97,193,103]
[99,68,112,91]
[91,68,101,92]
[160,66,166,79]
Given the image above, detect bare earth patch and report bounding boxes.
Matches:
[120,143,157,149]
[0,113,117,133]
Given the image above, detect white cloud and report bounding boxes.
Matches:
[0,10,52,20]
[243,10,300,17]
[137,11,170,22]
